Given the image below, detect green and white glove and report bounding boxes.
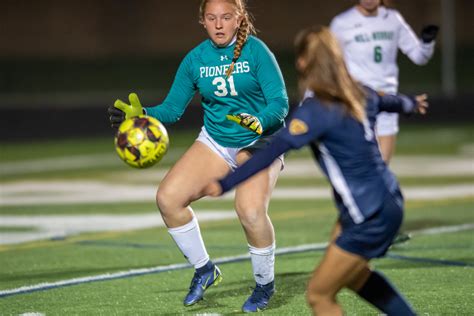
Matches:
[226,113,263,135]
[108,93,144,128]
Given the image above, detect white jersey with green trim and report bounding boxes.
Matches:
[330,6,434,94]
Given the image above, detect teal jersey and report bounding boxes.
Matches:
[146,36,289,147]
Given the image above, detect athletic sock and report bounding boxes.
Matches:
[168,214,209,269]
[248,243,275,286]
[196,260,215,276]
[357,270,416,315]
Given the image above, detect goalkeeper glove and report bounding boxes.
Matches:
[226,113,263,135]
[108,92,144,128]
[420,25,439,43]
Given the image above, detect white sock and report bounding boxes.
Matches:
[248,243,275,286]
[168,214,209,269]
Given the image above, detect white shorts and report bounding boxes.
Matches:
[196,127,284,170]
[375,112,399,137]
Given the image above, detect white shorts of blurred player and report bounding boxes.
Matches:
[196,126,284,171]
[375,112,399,136]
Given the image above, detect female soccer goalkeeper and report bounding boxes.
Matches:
[203,26,428,315]
[108,0,288,312]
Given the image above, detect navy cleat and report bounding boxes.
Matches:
[242,281,275,313]
[391,232,411,247]
[183,263,222,306]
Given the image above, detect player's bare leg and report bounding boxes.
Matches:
[377,134,412,245]
[329,220,342,242]
[234,149,282,312]
[377,134,397,165]
[156,141,230,306]
[308,242,416,315]
[156,141,230,228]
[234,150,281,247]
[306,243,368,316]
[347,258,416,314]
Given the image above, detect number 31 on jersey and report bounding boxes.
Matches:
[213,76,238,97]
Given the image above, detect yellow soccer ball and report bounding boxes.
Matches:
[114,115,169,168]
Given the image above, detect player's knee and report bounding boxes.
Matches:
[235,204,266,228]
[306,281,333,309]
[156,185,182,215]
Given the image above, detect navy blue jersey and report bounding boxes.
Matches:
[364,87,416,130]
[219,88,416,224]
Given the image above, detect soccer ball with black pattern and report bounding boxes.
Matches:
[114,115,169,168]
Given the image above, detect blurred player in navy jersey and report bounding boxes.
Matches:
[203,26,429,315]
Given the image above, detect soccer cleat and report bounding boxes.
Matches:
[242,281,275,313]
[391,232,411,246]
[183,265,222,306]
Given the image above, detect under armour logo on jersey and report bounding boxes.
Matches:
[220,55,229,61]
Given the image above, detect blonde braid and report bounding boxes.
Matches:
[225,8,255,77]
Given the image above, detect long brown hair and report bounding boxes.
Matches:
[199,0,256,78]
[294,25,366,122]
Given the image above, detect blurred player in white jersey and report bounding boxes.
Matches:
[330,0,438,163]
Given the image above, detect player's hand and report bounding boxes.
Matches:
[202,181,223,197]
[108,106,126,129]
[420,25,439,43]
[226,113,263,135]
[108,93,144,128]
[414,94,429,115]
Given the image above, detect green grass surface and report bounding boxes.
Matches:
[0,226,38,233]
[1,123,472,163]
[0,124,473,315]
[0,199,473,315]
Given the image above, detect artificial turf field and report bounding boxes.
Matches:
[0,124,473,315]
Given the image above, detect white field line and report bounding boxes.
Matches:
[0,211,237,245]
[0,242,329,299]
[411,223,474,236]
[0,150,183,176]
[0,224,472,298]
[0,181,472,206]
[0,154,121,176]
[1,154,473,177]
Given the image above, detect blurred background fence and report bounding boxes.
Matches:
[0,0,472,140]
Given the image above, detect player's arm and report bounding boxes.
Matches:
[372,89,428,115]
[250,39,289,133]
[396,11,437,65]
[205,98,326,196]
[215,136,291,194]
[145,53,197,124]
[108,54,196,128]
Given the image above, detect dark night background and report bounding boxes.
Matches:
[0,0,472,141]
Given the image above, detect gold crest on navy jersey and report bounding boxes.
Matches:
[289,119,308,135]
